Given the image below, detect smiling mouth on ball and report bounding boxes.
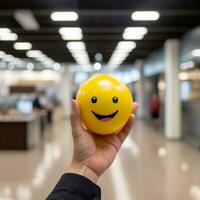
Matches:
[92,110,118,121]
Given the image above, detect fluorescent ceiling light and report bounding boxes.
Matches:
[61,33,82,40]
[59,27,82,35]
[116,41,136,50]
[132,11,160,21]
[72,52,89,56]
[0,33,18,41]
[74,55,89,60]
[191,49,200,57]
[124,27,148,36]
[3,54,15,62]
[14,10,40,30]
[75,58,90,62]
[51,12,78,21]
[35,57,50,62]
[0,51,6,58]
[41,57,54,63]
[112,51,129,57]
[67,42,86,50]
[43,61,54,66]
[69,49,86,54]
[111,56,128,61]
[108,41,136,67]
[67,41,90,65]
[14,42,32,50]
[123,32,144,40]
[0,28,11,34]
[74,58,89,62]
[110,58,125,63]
[113,48,133,53]
[26,50,43,58]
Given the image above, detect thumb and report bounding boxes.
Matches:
[71,100,83,138]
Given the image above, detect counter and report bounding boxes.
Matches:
[0,114,41,150]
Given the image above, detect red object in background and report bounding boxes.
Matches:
[150,95,160,118]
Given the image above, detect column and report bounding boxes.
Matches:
[59,69,73,118]
[135,59,147,119]
[164,39,181,139]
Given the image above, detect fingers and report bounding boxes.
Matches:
[117,114,135,143]
[71,100,83,138]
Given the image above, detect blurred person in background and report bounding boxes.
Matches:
[149,94,160,128]
[46,100,138,200]
[149,94,160,119]
[33,90,54,123]
[33,90,45,110]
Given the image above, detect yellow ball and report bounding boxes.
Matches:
[76,74,133,135]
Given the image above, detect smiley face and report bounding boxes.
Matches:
[91,96,119,121]
[76,74,133,135]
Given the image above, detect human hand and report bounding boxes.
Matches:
[68,100,138,183]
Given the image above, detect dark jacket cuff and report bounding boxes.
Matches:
[46,173,101,200]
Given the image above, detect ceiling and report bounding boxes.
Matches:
[0,0,200,64]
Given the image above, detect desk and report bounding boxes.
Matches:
[0,115,41,150]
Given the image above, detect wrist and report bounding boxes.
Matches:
[67,160,99,183]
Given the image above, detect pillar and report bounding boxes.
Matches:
[164,39,181,139]
[59,69,73,118]
[135,59,147,119]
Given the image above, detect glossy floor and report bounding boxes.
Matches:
[0,117,200,200]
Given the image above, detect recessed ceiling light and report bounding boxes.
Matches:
[53,63,61,71]
[95,53,103,62]
[191,49,200,57]
[0,33,18,41]
[14,42,32,50]
[26,63,34,70]
[94,62,101,70]
[51,11,78,21]
[132,11,160,21]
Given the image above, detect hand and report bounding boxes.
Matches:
[68,100,138,183]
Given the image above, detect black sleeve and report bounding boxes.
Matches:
[46,173,101,200]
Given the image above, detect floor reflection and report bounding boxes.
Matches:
[0,119,200,200]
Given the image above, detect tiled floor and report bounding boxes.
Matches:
[0,115,200,200]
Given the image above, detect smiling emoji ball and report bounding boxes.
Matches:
[76,74,133,135]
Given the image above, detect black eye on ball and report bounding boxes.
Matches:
[91,96,97,103]
[112,96,118,103]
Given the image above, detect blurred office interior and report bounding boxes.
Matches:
[0,0,200,199]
